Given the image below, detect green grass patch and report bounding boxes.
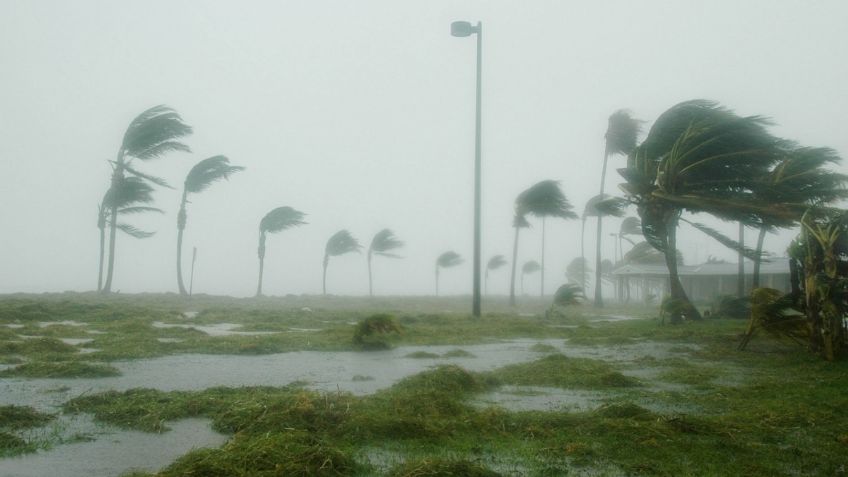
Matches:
[442,349,475,358]
[486,354,640,389]
[529,343,558,353]
[0,361,120,378]
[0,405,54,430]
[405,351,440,359]
[389,458,502,477]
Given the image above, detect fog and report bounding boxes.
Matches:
[1,1,847,297]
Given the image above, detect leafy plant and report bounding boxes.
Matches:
[352,314,402,350]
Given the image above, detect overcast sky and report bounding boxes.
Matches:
[1,1,847,298]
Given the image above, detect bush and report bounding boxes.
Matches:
[352,314,401,350]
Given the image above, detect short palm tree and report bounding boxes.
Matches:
[595,110,641,307]
[485,254,508,295]
[176,156,244,295]
[101,105,192,293]
[97,176,163,291]
[256,206,306,296]
[323,230,362,295]
[566,257,590,290]
[521,260,541,295]
[510,180,577,305]
[367,229,404,297]
[435,251,463,296]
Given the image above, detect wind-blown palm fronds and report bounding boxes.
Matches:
[435,251,463,296]
[256,207,307,296]
[101,105,192,293]
[552,283,584,307]
[323,230,362,295]
[566,257,591,289]
[582,193,627,299]
[176,156,244,295]
[521,260,541,295]
[485,255,508,295]
[368,229,405,296]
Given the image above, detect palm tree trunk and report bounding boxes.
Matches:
[322,255,329,295]
[521,272,524,295]
[541,217,546,297]
[664,214,701,323]
[594,214,604,307]
[367,250,373,297]
[738,222,745,297]
[176,191,188,296]
[485,270,489,296]
[580,217,586,293]
[509,226,520,306]
[752,226,766,289]
[435,267,440,296]
[102,165,124,294]
[97,221,105,292]
[256,232,266,297]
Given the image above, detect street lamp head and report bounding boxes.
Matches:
[451,21,477,37]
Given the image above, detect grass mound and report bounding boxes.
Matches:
[487,354,640,389]
[0,361,120,378]
[594,403,655,420]
[405,351,440,359]
[442,349,474,358]
[389,458,502,477]
[0,405,54,430]
[0,337,77,356]
[0,431,32,456]
[353,314,402,350]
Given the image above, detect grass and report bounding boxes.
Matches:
[0,361,120,378]
[0,405,55,457]
[3,294,848,475]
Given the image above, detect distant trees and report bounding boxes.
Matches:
[256,207,306,296]
[100,105,192,293]
[521,260,541,295]
[176,156,244,295]
[435,251,463,296]
[323,230,361,295]
[367,229,404,297]
[485,255,507,295]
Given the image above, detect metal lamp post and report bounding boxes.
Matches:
[451,20,483,318]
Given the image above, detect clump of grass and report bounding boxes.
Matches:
[442,349,474,358]
[594,403,655,420]
[0,337,77,356]
[0,431,33,456]
[389,458,502,477]
[405,351,440,359]
[352,375,375,382]
[0,361,120,378]
[529,343,559,353]
[0,405,55,430]
[659,366,721,386]
[487,354,640,389]
[353,314,402,350]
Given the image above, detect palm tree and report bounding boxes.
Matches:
[595,110,641,307]
[485,255,508,295]
[367,229,404,297]
[582,193,626,298]
[323,230,362,295]
[521,260,541,295]
[101,105,192,293]
[510,180,577,304]
[96,177,163,291]
[435,251,463,296]
[618,100,792,322]
[256,207,306,296]
[509,214,531,306]
[566,257,590,290]
[176,156,244,295]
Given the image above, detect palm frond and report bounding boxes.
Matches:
[116,223,155,239]
[325,229,362,257]
[185,155,245,194]
[487,255,508,271]
[680,218,762,261]
[104,176,157,208]
[521,260,541,275]
[605,109,642,156]
[619,216,642,236]
[123,164,173,189]
[552,283,583,306]
[566,257,591,284]
[513,214,531,229]
[370,229,404,256]
[120,105,193,161]
[260,206,307,234]
[621,241,680,265]
[118,206,163,215]
[436,251,463,269]
[516,180,578,220]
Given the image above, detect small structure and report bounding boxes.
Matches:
[612,259,791,302]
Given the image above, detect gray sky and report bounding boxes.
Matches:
[2,1,847,297]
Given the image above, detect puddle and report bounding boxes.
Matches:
[59,338,94,346]
[475,386,609,412]
[589,314,640,322]
[6,324,25,329]
[151,321,278,337]
[288,327,322,333]
[1,418,227,477]
[38,321,88,328]
[182,311,199,319]
[156,338,184,343]
[85,330,107,335]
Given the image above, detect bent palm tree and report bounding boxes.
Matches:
[566,257,590,289]
[176,156,244,295]
[256,207,306,296]
[595,110,641,307]
[101,105,192,293]
[323,230,362,295]
[435,251,463,296]
[367,229,404,297]
[510,180,577,304]
[485,255,508,295]
[521,260,541,295]
[509,214,531,306]
[97,177,163,290]
[582,193,626,296]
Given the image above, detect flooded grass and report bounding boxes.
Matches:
[0,361,120,378]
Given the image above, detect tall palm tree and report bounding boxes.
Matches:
[521,260,541,295]
[619,100,792,322]
[256,206,306,296]
[510,180,577,304]
[582,193,626,297]
[176,156,244,295]
[509,214,531,306]
[435,251,463,296]
[485,254,508,295]
[595,110,641,307]
[323,230,362,295]
[367,229,404,297]
[96,177,163,291]
[101,105,193,293]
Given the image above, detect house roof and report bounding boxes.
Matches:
[612,259,790,277]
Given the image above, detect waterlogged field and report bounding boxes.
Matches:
[0,293,846,476]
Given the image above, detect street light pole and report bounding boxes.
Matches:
[451,20,483,318]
